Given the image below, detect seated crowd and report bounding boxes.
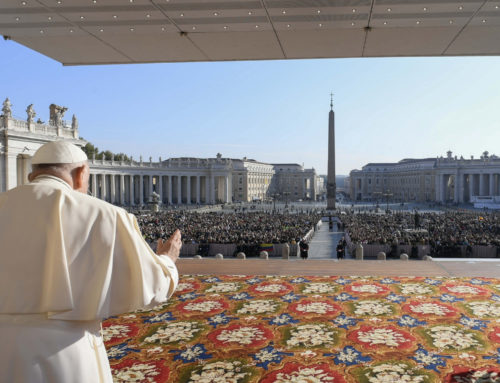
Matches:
[135,211,322,245]
[342,211,500,248]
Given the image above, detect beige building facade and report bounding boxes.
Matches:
[272,164,318,202]
[349,151,500,204]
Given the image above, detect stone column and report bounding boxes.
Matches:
[224,176,229,203]
[211,175,215,204]
[149,175,154,201]
[196,175,201,204]
[139,175,144,205]
[129,175,134,206]
[469,174,474,199]
[489,173,494,197]
[177,175,182,204]
[168,175,172,204]
[205,176,210,204]
[91,174,97,197]
[459,174,465,203]
[187,176,191,204]
[119,175,125,205]
[454,172,460,203]
[101,174,107,202]
[116,174,125,206]
[111,175,117,204]
[480,174,486,196]
[159,175,163,204]
[435,175,440,202]
[441,174,447,202]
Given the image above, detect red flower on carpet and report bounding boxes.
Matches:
[175,280,201,293]
[207,323,273,348]
[443,365,500,383]
[348,325,416,350]
[111,359,170,383]
[440,283,490,297]
[249,281,293,295]
[289,299,342,317]
[260,362,346,383]
[402,300,459,318]
[345,282,391,296]
[176,297,228,315]
[489,327,500,343]
[101,322,140,345]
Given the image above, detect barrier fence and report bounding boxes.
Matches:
[176,243,301,257]
[344,232,499,259]
[154,219,322,258]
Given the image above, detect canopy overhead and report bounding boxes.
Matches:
[1,0,499,66]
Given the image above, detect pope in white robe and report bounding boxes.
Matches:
[0,141,181,383]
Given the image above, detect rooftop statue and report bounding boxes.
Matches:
[72,114,78,130]
[2,98,12,118]
[26,104,36,123]
[49,104,68,126]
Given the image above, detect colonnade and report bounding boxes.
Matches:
[436,172,500,203]
[89,173,232,206]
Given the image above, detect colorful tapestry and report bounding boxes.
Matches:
[103,275,500,382]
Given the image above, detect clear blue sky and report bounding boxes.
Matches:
[2,39,500,175]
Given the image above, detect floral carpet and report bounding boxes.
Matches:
[103,275,500,383]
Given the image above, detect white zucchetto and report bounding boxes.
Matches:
[32,141,88,165]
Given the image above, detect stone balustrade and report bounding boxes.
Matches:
[1,117,77,138]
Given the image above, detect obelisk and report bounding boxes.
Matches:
[327,94,336,210]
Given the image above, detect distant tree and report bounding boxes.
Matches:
[115,153,131,161]
[81,141,130,161]
[82,142,99,159]
[102,150,113,161]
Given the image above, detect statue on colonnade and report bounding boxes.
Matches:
[72,114,78,130]
[2,98,12,118]
[49,104,68,126]
[26,104,36,123]
[72,114,79,138]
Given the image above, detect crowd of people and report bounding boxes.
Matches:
[135,211,322,245]
[342,210,500,248]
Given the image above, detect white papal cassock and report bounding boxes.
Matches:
[0,175,179,383]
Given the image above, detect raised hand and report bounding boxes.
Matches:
[157,229,182,263]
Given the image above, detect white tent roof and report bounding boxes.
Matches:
[1,0,499,65]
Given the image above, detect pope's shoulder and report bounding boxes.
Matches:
[0,178,130,218]
[69,188,129,216]
[59,185,133,220]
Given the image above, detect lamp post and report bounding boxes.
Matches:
[373,191,382,209]
[272,192,280,212]
[283,191,290,208]
[382,190,393,213]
